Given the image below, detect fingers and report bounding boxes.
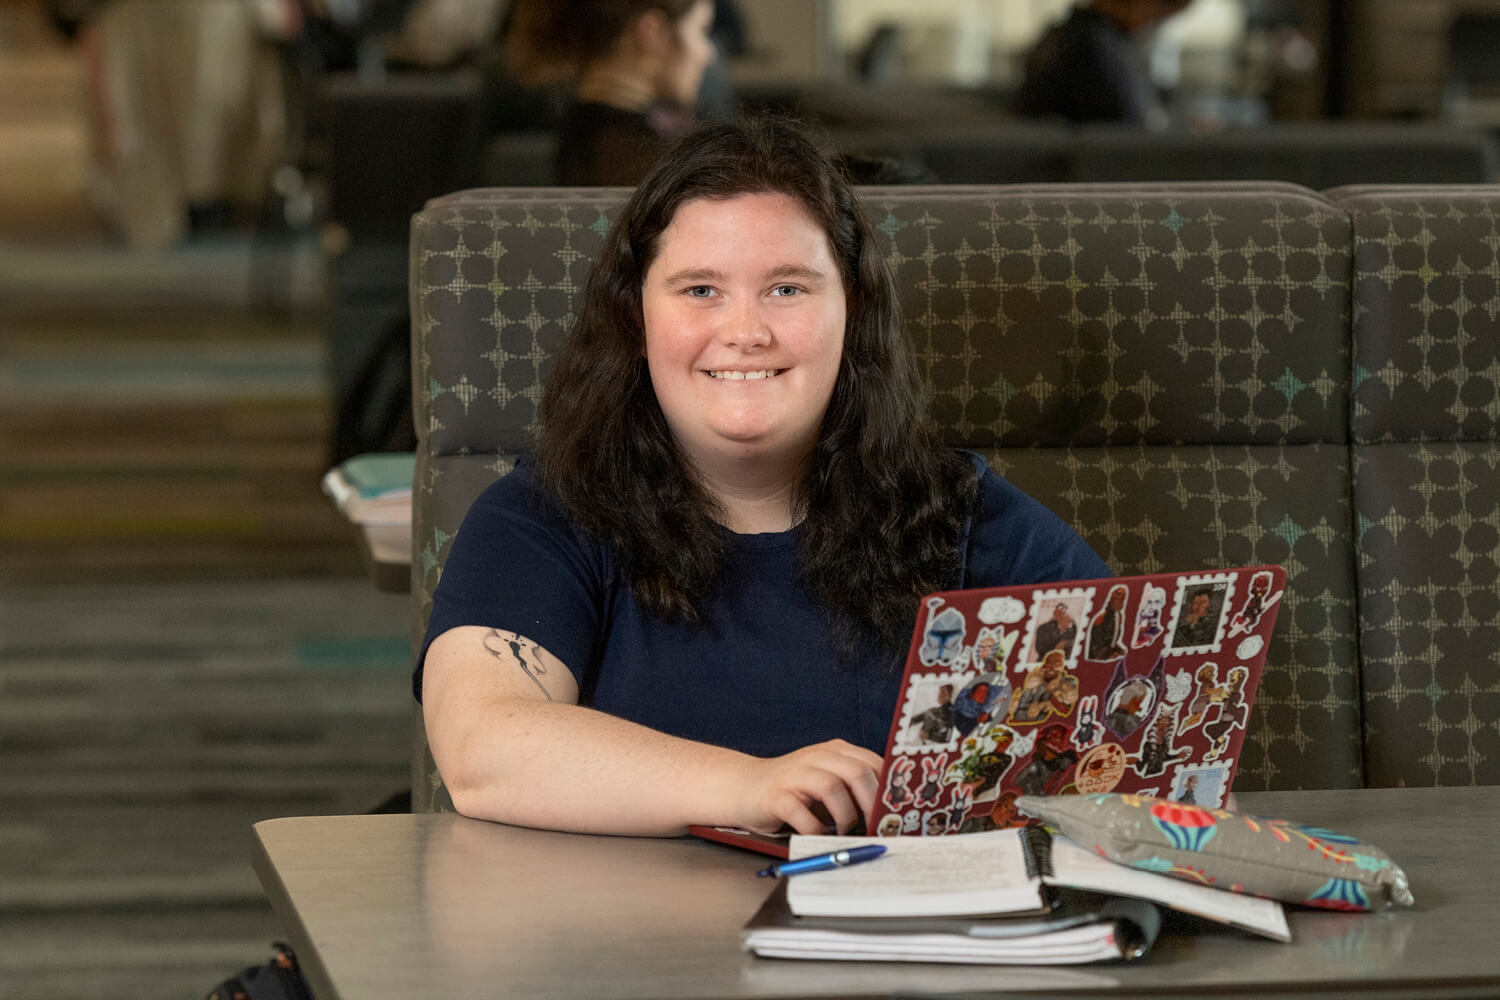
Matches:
[812,771,862,834]
[847,757,881,824]
[769,792,830,836]
[759,740,883,835]
[805,740,883,828]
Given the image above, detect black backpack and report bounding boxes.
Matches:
[205,942,314,1000]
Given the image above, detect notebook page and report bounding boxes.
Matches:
[783,830,1047,918]
[1048,834,1290,941]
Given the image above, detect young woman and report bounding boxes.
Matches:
[417,118,1110,837]
[502,0,717,184]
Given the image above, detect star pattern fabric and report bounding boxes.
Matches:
[404,183,1500,809]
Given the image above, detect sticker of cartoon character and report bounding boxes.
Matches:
[1133,583,1167,648]
[1132,703,1190,778]
[1202,666,1251,760]
[1074,742,1128,794]
[918,597,966,667]
[952,672,1012,739]
[1177,662,1228,737]
[1007,650,1078,725]
[1014,723,1078,796]
[1084,584,1129,661]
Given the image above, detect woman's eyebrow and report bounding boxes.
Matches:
[659,264,829,286]
[764,264,828,284]
[660,266,726,286]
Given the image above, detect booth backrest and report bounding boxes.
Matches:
[1328,185,1500,787]
[408,182,1500,811]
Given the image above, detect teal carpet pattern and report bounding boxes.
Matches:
[0,579,414,998]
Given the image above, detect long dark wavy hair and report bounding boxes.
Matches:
[537,116,977,655]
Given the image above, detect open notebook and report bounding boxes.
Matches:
[694,565,1285,855]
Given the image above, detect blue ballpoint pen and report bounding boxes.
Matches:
[756,844,887,878]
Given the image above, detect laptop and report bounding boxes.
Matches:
[691,565,1285,856]
[866,564,1284,837]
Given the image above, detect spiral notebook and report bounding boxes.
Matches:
[742,824,1289,961]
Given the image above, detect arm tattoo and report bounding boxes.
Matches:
[482,630,554,702]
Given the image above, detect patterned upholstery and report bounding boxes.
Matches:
[407,182,1497,811]
[859,185,1360,794]
[1330,186,1500,786]
[409,188,622,809]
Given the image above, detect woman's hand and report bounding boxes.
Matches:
[730,740,884,835]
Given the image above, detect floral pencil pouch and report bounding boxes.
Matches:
[1017,793,1414,911]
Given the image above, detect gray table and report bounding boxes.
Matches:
[253,787,1500,999]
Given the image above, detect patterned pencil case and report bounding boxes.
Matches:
[1017,793,1414,912]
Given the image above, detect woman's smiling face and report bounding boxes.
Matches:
[639,191,846,475]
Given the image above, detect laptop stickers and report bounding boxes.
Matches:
[869,566,1286,838]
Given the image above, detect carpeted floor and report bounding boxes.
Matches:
[1,299,356,587]
[0,578,414,999]
[2,13,415,998]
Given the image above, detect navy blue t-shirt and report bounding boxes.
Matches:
[416,452,1109,757]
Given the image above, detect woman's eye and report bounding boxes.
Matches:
[770,285,801,297]
[685,286,715,298]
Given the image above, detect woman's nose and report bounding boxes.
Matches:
[719,300,772,349]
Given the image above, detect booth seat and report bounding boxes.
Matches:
[406,182,1500,811]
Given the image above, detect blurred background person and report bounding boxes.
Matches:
[1015,0,1194,129]
[64,0,298,249]
[501,0,717,185]
[305,0,506,73]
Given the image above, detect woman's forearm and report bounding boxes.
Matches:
[431,695,760,835]
[422,626,882,836]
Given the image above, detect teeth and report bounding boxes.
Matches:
[708,370,779,380]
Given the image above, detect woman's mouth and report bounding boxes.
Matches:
[705,369,784,380]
